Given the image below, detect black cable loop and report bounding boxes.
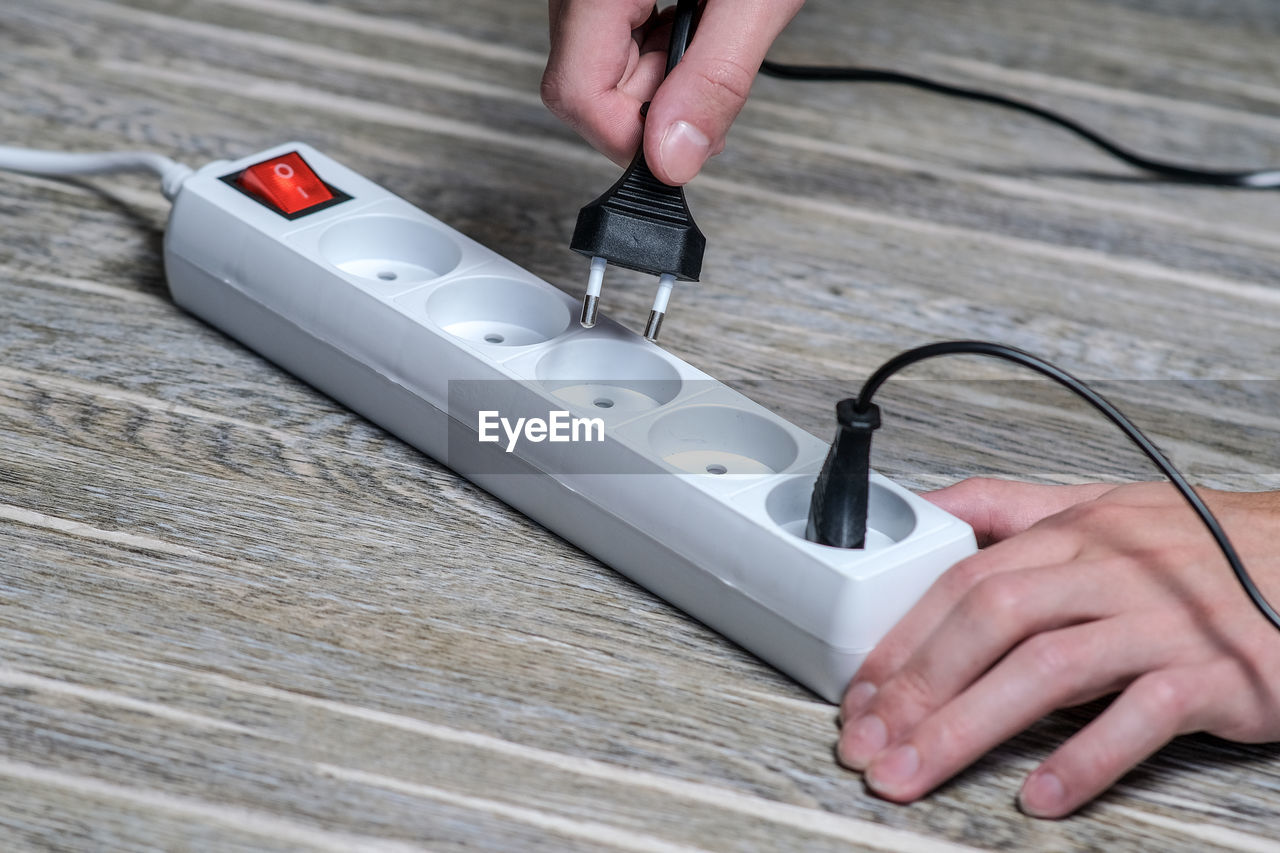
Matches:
[851,341,1280,632]
[760,60,1280,188]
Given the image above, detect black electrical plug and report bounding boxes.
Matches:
[569,0,705,342]
[806,399,881,549]
[799,339,1280,639]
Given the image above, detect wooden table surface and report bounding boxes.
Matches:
[4,0,1280,849]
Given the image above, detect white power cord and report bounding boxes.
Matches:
[0,145,193,200]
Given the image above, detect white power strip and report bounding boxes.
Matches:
[163,142,977,702]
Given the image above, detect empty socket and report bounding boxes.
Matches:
[535,338,682,416]
[320,214,462,284]
[426,275,573,347]
[647,404,800,475]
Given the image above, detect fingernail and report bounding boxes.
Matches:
[839,681,877,725]
[657,120,710,184]
[866,744,919,794]
[837,714,886,770]
[1019,770,1065,817]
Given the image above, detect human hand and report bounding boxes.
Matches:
[542,0,805,185]
[836,477,1280,818]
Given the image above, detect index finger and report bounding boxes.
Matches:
[925,478,1119,546]
[543,0,663,162]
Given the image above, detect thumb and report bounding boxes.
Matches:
[644,0,804,185]
[924,478,1119,547]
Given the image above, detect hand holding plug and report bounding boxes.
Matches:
[546,0,806,340]
[564,0,704,341]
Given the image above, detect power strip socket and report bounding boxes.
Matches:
[163,142,976,702]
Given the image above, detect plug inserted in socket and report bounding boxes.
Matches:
[768,474,915,550]
[163,141,978,702]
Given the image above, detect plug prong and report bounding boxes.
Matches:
[580,256,607,328]
[643,273,677,341]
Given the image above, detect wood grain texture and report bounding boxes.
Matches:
[3,0,1280,849]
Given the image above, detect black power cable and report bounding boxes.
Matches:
[807,340,1280,633]
[760,60,1280,189]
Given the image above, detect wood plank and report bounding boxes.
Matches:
[3,0,1280,848]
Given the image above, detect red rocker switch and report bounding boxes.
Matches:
[231,152,347,218]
